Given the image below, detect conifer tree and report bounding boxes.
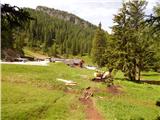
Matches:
[91,23,107,67]
[1,4,33,50]
[108,0,155,81]
[49,44,57,57]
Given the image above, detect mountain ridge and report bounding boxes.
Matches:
[36,6,97,29]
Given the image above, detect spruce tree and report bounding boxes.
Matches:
[109,0,155,81]
[1,4,32,50]
[91,23,107,67]
[49,44,57,57]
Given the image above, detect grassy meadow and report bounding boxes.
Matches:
[1,63,160,120]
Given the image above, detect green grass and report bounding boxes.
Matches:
[141,71,160,81]
[93,71,160,120]
[95,80,160,120]
[2,63,160,120]
[2,63,103,89]
[1,63,103,120]
[2,82,85,120]
[23,47,48,58]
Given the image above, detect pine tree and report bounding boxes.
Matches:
[91,23,107,67]
[1,4,32,49]
[151,3,160,71]
[108,0,155,81]
[23,8,97,56]
[49,44,57,57]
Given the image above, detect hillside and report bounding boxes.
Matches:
[23,6,98,56]
[36,6,96,28]
[1,5,99,61]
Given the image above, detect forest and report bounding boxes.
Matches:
[2,5,98,57]
[1,1,160,81]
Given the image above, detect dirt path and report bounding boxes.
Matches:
[80,98,104,120]
[107,85,123,95]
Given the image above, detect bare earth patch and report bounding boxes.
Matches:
[80,98,104,120]
[107,85,123,95]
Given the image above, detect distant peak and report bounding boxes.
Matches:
[36,6,96,28]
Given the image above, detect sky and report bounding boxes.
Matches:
[1,0,159,33]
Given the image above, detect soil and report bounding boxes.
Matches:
[80,98,104,120]
[107,85,123,95]
[64,89,80,94]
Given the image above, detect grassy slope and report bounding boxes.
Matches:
[141,71,160,81]
[23,47,48,58]
[2,63,160,120]
[1,63,102,120]
[96,80,160,120]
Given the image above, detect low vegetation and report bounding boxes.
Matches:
[1,1,160,120]
[2,63,160,120]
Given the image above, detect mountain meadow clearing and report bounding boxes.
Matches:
[2,63,160,120]
[1,1,160,120]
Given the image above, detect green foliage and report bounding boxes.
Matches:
[91,23,107,67]
[1,4,97,58]
[1,4,33,56]
[152,4,160,71]
[1,4,33,30]
[22,7,96,56]
[146,3,160,32]
[107,0,159,81]
[48,44,58,57]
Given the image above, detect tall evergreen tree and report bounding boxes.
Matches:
[91,23,107,67]
[108,0,156,81]
[1,4,33,50]
[22,8,96,56]
[48,44,58,57]
[151,3,160,71]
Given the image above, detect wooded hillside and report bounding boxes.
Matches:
[25,6,97,56]
[1,5,101,59]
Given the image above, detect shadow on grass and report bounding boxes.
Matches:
[139,80,160,85]
[115,77,160,85]
[141,73,160,76]
[114,78,126,81]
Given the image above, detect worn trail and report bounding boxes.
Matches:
[80,98,104,120]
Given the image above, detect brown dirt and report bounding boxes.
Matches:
[80,98,104,120]
[2,48,22,61]
[107,85,123,95]
[64,89,80,94]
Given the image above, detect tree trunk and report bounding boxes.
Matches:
[128,69,136,81]
[136,64,141,81]
[138,70,141,81]
[109,68,113,76]
[128,72,133,81]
